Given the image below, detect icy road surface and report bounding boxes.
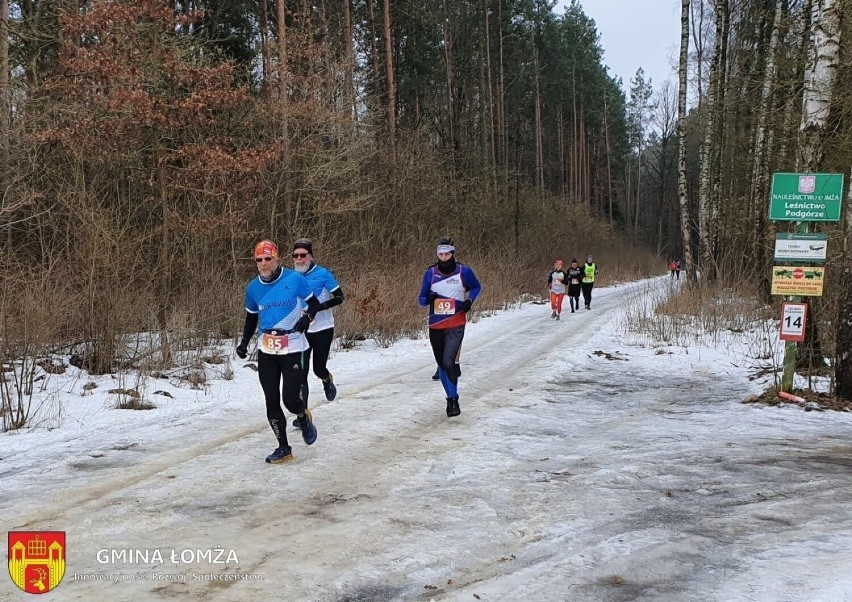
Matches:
[2,279,851,601]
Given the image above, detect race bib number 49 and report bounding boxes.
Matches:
[261,333,289,354]
[434,298,456,315]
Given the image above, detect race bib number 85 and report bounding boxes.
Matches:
[261,333,289,354]
[434,299,456,315]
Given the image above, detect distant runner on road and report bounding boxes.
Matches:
[566,259,582,313]
[582,254,599,310]
[547,259,567,320]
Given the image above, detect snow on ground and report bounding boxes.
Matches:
[2,277,852,602]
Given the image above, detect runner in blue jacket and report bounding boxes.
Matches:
[291,238,345,428]
[236,240,323,464]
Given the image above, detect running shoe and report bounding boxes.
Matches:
[265,446,294,463]
[299,409,317,445]
[322,373,337,401]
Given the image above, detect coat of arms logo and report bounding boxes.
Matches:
[798,175,816,194]
[8,532,66,594]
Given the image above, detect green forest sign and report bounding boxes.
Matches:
[768,173,844,221]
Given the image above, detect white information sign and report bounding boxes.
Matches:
[773,233,827,263]
[779,302,808,342]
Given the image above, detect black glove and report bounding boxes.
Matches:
[458,299,472,313]
[236,342,248,359]
[428,291,438,304]
[294,314,312,333]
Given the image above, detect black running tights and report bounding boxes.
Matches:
[258,350,308,446]
[429,326,465,384]
[581,282,594,307]
[303,327,334,407]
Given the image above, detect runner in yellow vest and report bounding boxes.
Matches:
[581,254,598,310]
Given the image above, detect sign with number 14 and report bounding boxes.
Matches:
[779,302,808,342]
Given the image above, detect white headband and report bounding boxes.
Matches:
[437,244,455,255]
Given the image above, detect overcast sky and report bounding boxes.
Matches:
[559,0,681,93]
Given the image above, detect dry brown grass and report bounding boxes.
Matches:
[1,229,661,366]
[622,279,775,347]
[333,268,424,348]
[654,281,774,330]
[1,135,662,393]
[331,234,660,349]
[0,213,662,431]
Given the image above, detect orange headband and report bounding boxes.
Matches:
[254,240,279,259]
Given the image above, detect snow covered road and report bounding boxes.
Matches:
[2,280,852,601]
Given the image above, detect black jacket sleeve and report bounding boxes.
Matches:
[305,295,323,317]
[320,288,345,311]
[240,312,258,346]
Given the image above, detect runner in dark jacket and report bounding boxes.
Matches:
[566,259,583,313]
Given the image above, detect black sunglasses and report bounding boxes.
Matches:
[255,257,275,263]
[292,252,309,258]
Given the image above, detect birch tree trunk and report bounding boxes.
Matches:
[796,0,839,373]
[799,0,838,170]
[677,0,695,281]
[712,0,729,237]
[690,0,706,101]
[780,0,813,165]
[697,0,726,282]
[749,0,783,299]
